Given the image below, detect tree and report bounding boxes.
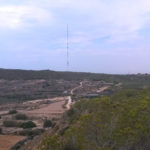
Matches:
[20,121,36,129]
[9,109,17,114]
[43,120,52,128]
[0,128,2,134]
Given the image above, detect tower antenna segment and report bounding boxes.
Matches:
[67,24,69,70]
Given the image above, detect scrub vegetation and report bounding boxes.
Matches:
[38,87,150,150]
[0,69,150,104]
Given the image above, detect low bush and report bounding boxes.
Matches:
[3,120,20,127]
[18,128,45,136]
[20,121,36,129]
[15,114,28,120]
[0,128,2,134]
[43,120,52,128]
[9,109,18,114]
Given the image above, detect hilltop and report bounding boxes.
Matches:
[0,68,150,86]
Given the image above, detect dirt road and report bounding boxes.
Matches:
[66,82,83,110]
[70,82,83,95]
[66,96,72,110]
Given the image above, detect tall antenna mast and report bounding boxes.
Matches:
[67,24,69,70]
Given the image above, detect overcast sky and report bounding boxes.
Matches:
[0,0,150,74]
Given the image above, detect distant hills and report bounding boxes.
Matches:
[0,68,150,88]
[0,68,102,80]
[0,68,150,103]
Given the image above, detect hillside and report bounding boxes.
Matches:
[0,69,150,150]
[37,87,150,150]
[0,68,150,86]
[0,68,150,104]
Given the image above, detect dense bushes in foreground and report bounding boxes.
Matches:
[38,88,150,150]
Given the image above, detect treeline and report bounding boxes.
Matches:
[0,68,150,88]
[38,87,150,150]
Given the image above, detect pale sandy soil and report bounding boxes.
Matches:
[23,97,65,104]
[97,86,109,93]
[0,135,25,150]
[21,97,67,118]
[0,111,7,115]
[66,96,72,110]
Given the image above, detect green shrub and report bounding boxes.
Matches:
[62,143,78,150]
[43,120,52,128]
[15,114,28,120]
[66,108,75,117]
[0,128,2,134]
[39,135,60,150]
[20,121,36,129]
[18,128,44,136]
[9,109,18,114]
[3,120,20,127]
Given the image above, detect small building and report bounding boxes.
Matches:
[63,91,68,94]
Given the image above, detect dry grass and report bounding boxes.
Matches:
[0,135,25,150]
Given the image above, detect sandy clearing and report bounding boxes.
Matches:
[97,86,109,93]
[22,98,67,118]
[0,135,25,150]
[23,97,65,105]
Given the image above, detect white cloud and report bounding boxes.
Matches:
[1,0,150,40]
[0,5,52,29]
[39,0,150,42]
[75,0,150,42]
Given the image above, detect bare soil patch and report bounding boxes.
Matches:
[23,97,67,118]
[0,135,25,150]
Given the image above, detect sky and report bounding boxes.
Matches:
[0,0,150,74]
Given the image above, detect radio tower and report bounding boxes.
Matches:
[66,24,69,71]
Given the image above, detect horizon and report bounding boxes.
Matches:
[0,0,150,74]
[0,67,149,75]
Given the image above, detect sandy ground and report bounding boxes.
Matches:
[0,135,25,150]
[21,97,67,118]
[97,86,109,93]
[0,111,7,115]
[66,96,72,110]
